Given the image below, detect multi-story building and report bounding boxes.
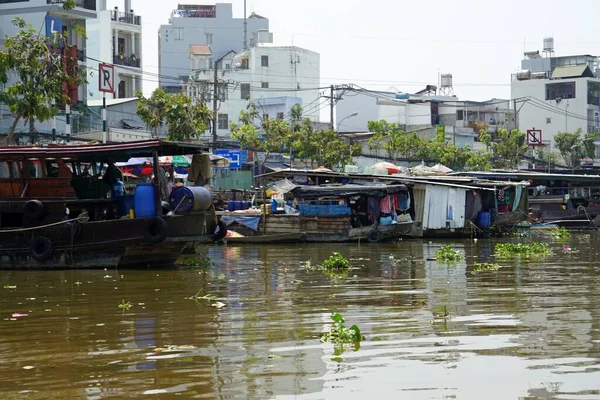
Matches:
[511,38,600,147]
[158,3,269,92]
[187,38,321,138]
[87,0,143,100]
[0,0,97,140]
[0,0,97,106]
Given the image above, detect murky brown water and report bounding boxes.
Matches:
[1,234,600,399]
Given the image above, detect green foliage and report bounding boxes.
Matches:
[366,120,492,171]
[554,130,583,167]
[118,299,132,313]
[0,15,87,144]
[435,245,462,261]
[321,252,350,270]
[494,242,551,258]
[231,102,356,169]
[554,129,598,167]
[484,129,528,170]
[471,262,501,275]
[187,257,212,268]
[320,312,365,352]
[136,89,211,141]
[551,227,571,240]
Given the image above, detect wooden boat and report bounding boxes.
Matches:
[221,183,414,243]
[0,140,220,269]
[222,232,306,244]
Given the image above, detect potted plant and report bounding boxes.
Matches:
[131,53,137,62]
[119,51,124,60]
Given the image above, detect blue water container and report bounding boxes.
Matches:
[134,183,157,218]
[478,211,491,229]
[271,199,277,211]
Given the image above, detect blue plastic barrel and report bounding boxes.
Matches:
[477,211,491,229]
[134,183,157,218]
[169,186,213,215]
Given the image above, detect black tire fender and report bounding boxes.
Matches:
[24,200,45,221]
[30,236,53,262]
[367,229,381,243]
[144,218,168,244]
[213,220,227,242]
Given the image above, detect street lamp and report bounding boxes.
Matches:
[337,111,358,132]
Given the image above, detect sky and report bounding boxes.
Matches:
[107,0,600,106]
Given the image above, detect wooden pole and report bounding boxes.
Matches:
[261,187,267,234]
[153,150,161,216]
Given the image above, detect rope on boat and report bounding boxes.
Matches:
[0,212,89,233]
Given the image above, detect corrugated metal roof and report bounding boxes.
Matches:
[551,65,594,79]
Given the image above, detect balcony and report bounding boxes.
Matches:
[113,54,141,68]
[111,10,141,26]
[48,45,85,62]
[47,0,97,11]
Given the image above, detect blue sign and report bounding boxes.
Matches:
[45,16,62,39]
[215,149,244,169]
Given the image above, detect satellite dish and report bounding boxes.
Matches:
[234,62,242,69]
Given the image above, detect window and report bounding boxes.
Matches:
[263,113,269,120]
[205,33,213,45]
[277,112,284,120]
[225,63,230,69]
[261,55,269,67]
[240,83,250,99]
[0,162,9,178]
[174,28,184,41]
[457,110,464,121]
[546,117,552,124]
[546,82,576,100]
[261,82,269,88]
[218,113,229,130]
[588,82,600,106]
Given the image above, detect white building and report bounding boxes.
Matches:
[187,41,321,137]
[158,3,269,92]
[336,86,514,150]
[0,0,97,139]
[511,40,600,147]
[87,0,143,100]
[0,0,97,107]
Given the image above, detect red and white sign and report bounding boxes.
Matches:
[527,129,543,146]
[99,63,115,93]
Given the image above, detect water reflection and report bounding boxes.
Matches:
[0,235,598,399]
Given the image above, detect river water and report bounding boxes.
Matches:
[1,234,599,399]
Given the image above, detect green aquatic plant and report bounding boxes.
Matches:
[321,252,350,270]
[118,299,132,313]
[435,245,462,262]
[471,262,501,275]
[320,312,365,349]
[187,257,212,268]
[494,242,551,258]
[551,227,571,240]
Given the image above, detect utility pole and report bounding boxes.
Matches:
[243,0,248,50]
[212,59,219,150]
[330,85,334,130]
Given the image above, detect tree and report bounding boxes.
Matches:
[480,129,528,169]
[0,1,85,145]
[135,89,168,137]
[554,130,582,168]
[230,102,291,168]
[136,89,211,141]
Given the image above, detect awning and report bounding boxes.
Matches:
[292,184,408,199]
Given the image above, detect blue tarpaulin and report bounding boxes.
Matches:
[220,216,261,232]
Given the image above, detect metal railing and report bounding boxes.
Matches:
[110,10,141,25]
[113,55,140,68]
[47,0,96,11]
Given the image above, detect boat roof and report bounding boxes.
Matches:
[0,140,210,162]
[291,183,408,198]
[453,170,600,183]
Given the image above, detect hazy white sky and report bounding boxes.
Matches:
[108,0,600,101]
